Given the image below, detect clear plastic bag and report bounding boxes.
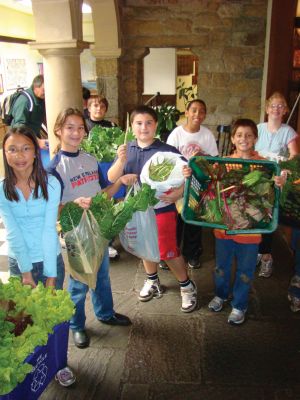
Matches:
[119,206,160,263]
[64,210,108,289]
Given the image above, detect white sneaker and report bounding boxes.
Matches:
[109,246,119,259]
[258,258,273,278]
[228,308,246,325]
[288,294,300,313]
[138,278,163,302]
[208,296,224,312]
[180,281,197,313]
[256,253,262,266]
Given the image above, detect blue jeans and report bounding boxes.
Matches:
[9,253,65,290]
[214,238,259,311]
[68,249,114,331]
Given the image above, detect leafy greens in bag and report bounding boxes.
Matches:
[60,183,158,240]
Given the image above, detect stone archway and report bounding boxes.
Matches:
[116,0,269,133]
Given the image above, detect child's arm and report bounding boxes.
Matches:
[103,174,137,198]
[107,144,127,183]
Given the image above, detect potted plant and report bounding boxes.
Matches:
[0,278,74,399]
[153,103,181,142]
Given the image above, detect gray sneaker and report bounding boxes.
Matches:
[208,296,224,312]
[139,278,164,302]
[258,258,273,278]
[55,367,76,387]
[228,308,246,325]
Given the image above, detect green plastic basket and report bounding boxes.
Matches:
[182,156,280,234]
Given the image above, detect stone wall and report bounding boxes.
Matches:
[117,0,268,132]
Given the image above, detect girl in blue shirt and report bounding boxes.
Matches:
[0,126,64,288]
[0,126,76,387]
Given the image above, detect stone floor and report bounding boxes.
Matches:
[1,227,300,400]
[36,228,300,400]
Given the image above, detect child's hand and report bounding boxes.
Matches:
[74,197,92,209]
[22,272,37,288]
[117,144,127,162]
[120,174,138,186]
[274,170,288,188]
[159,186,184,204]
[183,165,192,178]
[45,277,56,288]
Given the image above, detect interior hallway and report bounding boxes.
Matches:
[30,228,300,400]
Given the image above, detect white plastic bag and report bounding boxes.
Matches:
[64,210,108,289]
[119,207,160,263]
[140,151,187,209]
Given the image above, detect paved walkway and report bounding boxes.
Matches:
[33,228,300,400]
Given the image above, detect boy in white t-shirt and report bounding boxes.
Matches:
[167,99,218,268]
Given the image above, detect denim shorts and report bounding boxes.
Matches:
[9,253,65,290]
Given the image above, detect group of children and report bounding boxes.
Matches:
[0,91,298,386]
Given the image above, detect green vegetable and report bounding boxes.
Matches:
[279,156,300,223]
[0,278,74,395]
[242,170,264,187]
[80,126,135,162]
[149,159,175,182]
[60,202,83,233]
[193,160,276,230]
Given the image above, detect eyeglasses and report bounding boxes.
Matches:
[5,146,34,155]
[269,104,285,110]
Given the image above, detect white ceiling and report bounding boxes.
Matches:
[0,0,91,14]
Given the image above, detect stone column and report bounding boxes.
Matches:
[118,48,149,128]
[30,0,88,156]
[30,41,88,155]
[89,0,121,125]
[91,49,120,125]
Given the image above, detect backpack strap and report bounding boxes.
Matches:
[21,91,34,112]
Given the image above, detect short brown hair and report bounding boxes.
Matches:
[87,95,109,110]
[130,105,158,123]
[231,118,258,139]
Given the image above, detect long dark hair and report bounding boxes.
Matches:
[2,126,48,202]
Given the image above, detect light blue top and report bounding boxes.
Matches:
[0,174,61,277]
[255,122,297,161]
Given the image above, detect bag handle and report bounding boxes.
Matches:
[124,182,141,200]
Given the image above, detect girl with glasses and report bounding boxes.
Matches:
[255,92,299,278]
[0,125,75,386]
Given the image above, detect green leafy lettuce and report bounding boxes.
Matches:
[0,278,74,395]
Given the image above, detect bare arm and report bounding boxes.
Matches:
[107,144,127,182]
[288,139,299,159]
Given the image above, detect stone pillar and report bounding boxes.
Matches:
[91,50,120,125]
[30,41,88,155]
[31,41,88,155]
[30,0,88,156]
[119,48,149,128]
[89,0,121,125]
